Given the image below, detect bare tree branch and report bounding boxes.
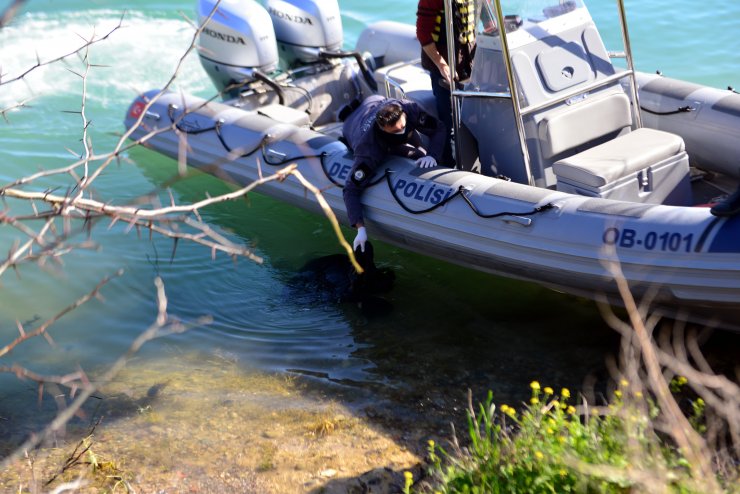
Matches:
[0,0,27,28]
[604,258,723,493]
[2,162,361,272]
[0,365,86,393]
[0,15,124,88]
[1,1,358,271]
[0,270,123,360]
[1,98,32,123]
[0,2,362,479]
[0,277,209,471]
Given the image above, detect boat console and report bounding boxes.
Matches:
[361,0,693,205]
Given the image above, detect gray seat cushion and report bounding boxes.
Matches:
[538,92,632,159]
[552,128,686,187]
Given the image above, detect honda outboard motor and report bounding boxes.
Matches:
[263,0,377,91]
[263,0,343,67]
[197,0,279,93]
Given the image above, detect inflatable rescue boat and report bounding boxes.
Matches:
[124,0,740,330]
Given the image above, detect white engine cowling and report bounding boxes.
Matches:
[197,0,279,91]
[263,0,343,66]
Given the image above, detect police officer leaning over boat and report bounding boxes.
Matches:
[341,95,448,252]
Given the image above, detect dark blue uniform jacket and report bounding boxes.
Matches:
[342,95,446,227]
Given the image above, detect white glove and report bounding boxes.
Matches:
[416,156,437,169]
[353,226,367,252]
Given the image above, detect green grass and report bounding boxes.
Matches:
[410,381,738,494]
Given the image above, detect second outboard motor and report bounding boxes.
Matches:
[196,0,279,93]
[264,0,377,91]
[263,0,343,67]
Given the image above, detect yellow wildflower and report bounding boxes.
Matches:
[530,381,541,391]
[535,451,544,460]
[544,386,554,395]
[530,397,539,405]
[567,405,576,415]
[614,390,622,398]
[620,379,629,387]
[404,471,414,491]
[561,388,571,399]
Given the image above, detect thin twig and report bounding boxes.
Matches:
[0,19,123,88]
[605,258,722,493]
[0,0,28,28]
[0,277,208,471]
[0,270,123,359]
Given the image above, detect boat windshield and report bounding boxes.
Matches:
[477,0,585,24]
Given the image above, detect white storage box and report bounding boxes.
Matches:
[552,128,692,206]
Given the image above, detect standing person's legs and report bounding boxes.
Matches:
[429,70,455,166]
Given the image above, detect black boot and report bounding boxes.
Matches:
[710,187,740,217]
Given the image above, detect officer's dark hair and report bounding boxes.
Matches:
[375,103,403,128]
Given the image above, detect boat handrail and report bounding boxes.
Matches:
[380,58,423,99]
[615,0,643,128]
[451,70,635,118]
[487,0,534,185]
[382,76,406,99]
[517,69,633,117]
[454,89,512,99]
